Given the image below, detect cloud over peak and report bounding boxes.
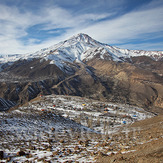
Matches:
[0,0,163,54]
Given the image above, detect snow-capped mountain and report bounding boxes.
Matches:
[0,33,162,70]
[0,33,163,112]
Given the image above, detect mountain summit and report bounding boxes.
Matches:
[23,33,163,69]
[0,33,163,70]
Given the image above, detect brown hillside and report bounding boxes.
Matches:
[96,114,163,163]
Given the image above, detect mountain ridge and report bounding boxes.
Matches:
[0,33,163,71]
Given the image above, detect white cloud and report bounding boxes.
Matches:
[117,42,163,51]
[0,0,163,54]
[81,6,163,45]
[0,2,114,54]
[39,6,112,31]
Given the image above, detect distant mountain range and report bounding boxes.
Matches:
[0,33,163,113]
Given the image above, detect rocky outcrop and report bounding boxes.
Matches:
[0,151,3,159]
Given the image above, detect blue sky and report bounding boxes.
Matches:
[0,0,163,54]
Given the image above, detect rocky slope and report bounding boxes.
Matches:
[0,95,157,162]
[0,98,15,111]
[96,114,163,163]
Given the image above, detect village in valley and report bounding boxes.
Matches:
[33,95,153,134]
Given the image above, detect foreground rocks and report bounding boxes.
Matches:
[17,151,26,156]
[0,151,3,159]
[0,95,162,162]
